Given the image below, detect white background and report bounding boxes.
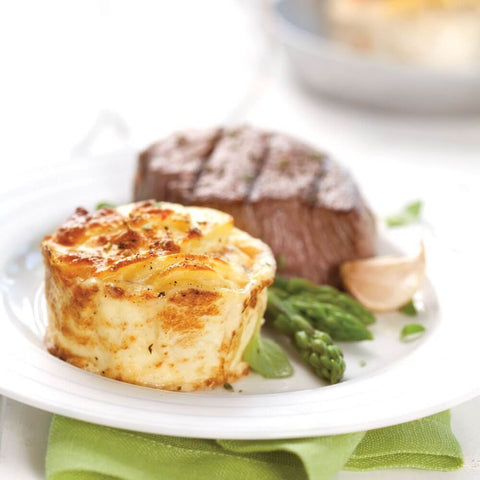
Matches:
[0,1,479,478]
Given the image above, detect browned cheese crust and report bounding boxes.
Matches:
[42,201,275,391]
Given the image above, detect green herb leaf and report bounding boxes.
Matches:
[406,201,422,216]
[386,200,423,227]
[223,382,234,392]
[243,332,293,379]
[400,323,425,342]
[399,300,418,316]
[359,360,367,367]
[96,201,117,210]
[276,254,287,271]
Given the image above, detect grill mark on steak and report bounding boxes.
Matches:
[245,134,326,264]
[303,153,327,206]
[134,128,222,204]
[305,157,374,284]
[245,133,271,202]
[193,126,270,204]
[188,128,224,201]
[249,133,323,202]
[134,126,376,285]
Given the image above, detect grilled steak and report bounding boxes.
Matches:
[134,126,375,285]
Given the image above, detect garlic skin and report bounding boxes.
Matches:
[340,244,426,313]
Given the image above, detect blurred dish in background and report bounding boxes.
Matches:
[273,0,480,113]
[324,0,480,70]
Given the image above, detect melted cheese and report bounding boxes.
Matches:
[42,200,275,391]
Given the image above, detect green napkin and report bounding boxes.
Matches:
[46,411,462,480]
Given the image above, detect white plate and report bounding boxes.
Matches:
[274,0,480,114]
[0,152,478,439]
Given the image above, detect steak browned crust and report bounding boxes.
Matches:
[134,126,375,285]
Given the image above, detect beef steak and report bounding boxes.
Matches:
[134,126,375,285]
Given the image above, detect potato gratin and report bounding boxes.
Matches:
[42,200,275,391]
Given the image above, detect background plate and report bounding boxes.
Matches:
[0,152,478,439]
[274,0,480,114]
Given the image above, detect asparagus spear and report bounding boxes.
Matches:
[290,298,373,342]
[266,290,346,384]
[295,331,345,385]
[273,276,375,326]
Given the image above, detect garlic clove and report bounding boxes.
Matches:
[340,243,426,313]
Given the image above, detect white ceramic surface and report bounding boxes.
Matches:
[273,0,480,114]
[0,153,479,439]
